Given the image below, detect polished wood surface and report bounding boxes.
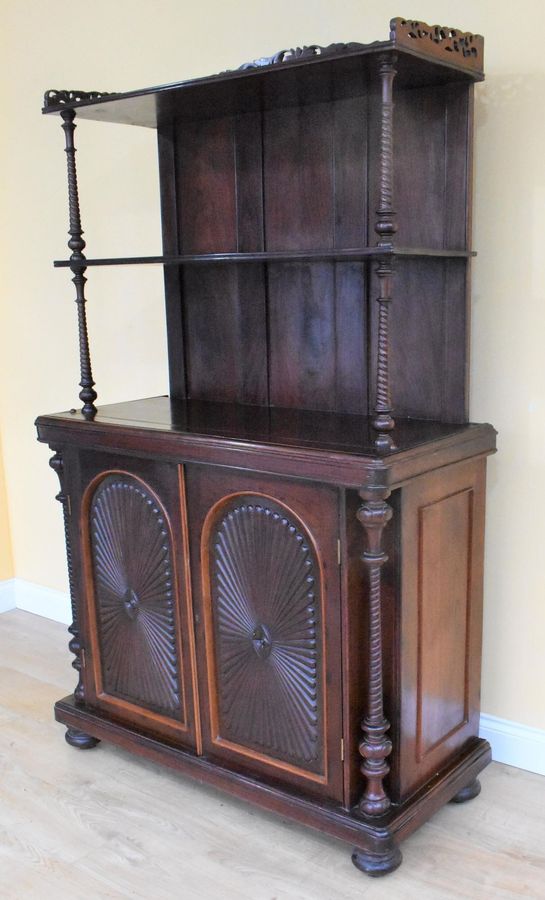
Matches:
[52,247,475,267]
[74,452,201,750]
[36,396,495,459]
[186,467,343,803]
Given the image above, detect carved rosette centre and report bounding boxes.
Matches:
[123,587,140,621]
[251,623,273,660]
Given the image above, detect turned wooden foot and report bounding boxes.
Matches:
[65,727,100,749]
[450,777,481,803]
[351,842,402,877]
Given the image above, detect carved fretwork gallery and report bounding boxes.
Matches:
[36,17,495,877]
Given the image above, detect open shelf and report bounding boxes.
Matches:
[53,246,475,268]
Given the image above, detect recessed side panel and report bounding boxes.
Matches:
[397,457,486,799]
[417,489,472,759]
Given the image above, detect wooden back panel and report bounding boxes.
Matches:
[158,78,473,421]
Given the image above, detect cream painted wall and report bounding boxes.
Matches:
[0,434,14,580]
[0,1,543,730]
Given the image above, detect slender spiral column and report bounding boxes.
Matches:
[60,109,97,419]
[49,450,85,702]
[373,54,397,451]
[357,469,393,817]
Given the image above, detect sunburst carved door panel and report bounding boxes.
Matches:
[187,466,343,802]
[76,454,200,748]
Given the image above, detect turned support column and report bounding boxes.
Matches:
[357,468,393,816]
[373,53,397,451]
[60,109,97,419]
[49,450,85,702]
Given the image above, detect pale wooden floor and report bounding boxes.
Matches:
[1,610,544,900]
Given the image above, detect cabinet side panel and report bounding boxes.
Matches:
[398,457,486,799]
[417,489,471,759]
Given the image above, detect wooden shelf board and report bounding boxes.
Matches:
[53,247,475,268]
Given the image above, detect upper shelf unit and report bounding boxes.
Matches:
[45,15,483,436]
[42,18,484,128]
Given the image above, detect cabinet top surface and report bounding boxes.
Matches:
[36,397,496,485]
[42,17,484,128]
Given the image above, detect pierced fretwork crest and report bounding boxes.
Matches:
[234,42,367,71]
[43,89,114,109]
[390,17,484,73]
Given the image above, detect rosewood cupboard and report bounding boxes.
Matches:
[36,17,496,876]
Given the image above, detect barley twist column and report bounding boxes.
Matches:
[49,450,85,702]
[373,53,397,451]
[357,468,393,816]
[61,109,97,419]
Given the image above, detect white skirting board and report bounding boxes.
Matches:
[479,714,545,778]
[0,578,18,614]
[1,578,543,776]
[0,577,71,625]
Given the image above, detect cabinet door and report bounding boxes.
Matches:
[186,466,343,803]
[75,452,199,749]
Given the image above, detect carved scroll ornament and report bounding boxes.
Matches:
[236,42,368,70]
[44,89,114,109]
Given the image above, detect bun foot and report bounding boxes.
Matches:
[351,841,402,877]
[65,727,100,749]
[450,777,481,804]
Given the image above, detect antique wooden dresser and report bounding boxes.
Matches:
[36,17,496,876]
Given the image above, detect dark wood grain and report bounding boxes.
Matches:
[395,457,487,797]
[182,265,268,405]
[74,452,201,748]
[53,247,475,267]
[186,466,344,802]
[35,396,497,480]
